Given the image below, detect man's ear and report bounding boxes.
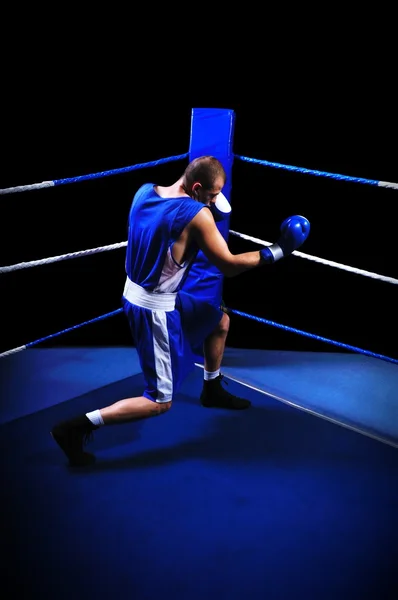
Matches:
[191,182,201,196]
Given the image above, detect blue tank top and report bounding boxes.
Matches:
[125,183,205,292]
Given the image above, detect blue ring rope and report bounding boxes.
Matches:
[25,308,123,347]
[0,153,190,195]
[234,155,381,186]
[2,306,396,365]
[53,154,189,186]
[226,308,398,365]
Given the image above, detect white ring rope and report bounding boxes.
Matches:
[0,241,128,273]
[229,231,398,285]
[1,230,397,285]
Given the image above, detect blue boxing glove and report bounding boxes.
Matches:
[260,215,310,263]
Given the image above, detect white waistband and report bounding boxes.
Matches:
[123,278,176,311]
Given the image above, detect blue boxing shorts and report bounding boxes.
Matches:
[122,279,223,403]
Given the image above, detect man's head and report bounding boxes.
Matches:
[182,156,227,206]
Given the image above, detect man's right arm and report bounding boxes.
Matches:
[190,208,310,278]
[189,208,264,278]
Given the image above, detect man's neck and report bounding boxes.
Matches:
[155,178,190,199]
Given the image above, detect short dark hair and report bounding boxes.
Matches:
[183,156,227,190]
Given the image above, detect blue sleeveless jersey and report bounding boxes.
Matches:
[126,183,205,292]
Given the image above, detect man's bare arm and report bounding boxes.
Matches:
[189,208,263,278]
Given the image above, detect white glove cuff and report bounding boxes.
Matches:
[267,243,284,262]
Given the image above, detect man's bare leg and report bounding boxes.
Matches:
[51,396,171,466]
[200,311,251,410]
[203,311,230,373]
[100,396,171,424]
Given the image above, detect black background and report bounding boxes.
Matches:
[1,62,397,361]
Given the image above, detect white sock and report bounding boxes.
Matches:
[86,409,104,427]
[204,369,220,381]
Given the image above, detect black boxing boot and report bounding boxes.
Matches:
[200,374,251,410]
[51,415,98,467]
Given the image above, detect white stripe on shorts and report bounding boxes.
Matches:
[151,310,173,402]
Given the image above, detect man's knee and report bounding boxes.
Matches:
[154,400,172,415]
[218,311,230,335]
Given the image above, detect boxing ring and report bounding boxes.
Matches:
[1,108,397,599]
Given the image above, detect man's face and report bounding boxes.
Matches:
[193,176,225,206]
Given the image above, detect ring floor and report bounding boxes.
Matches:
[1,346,397,599]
